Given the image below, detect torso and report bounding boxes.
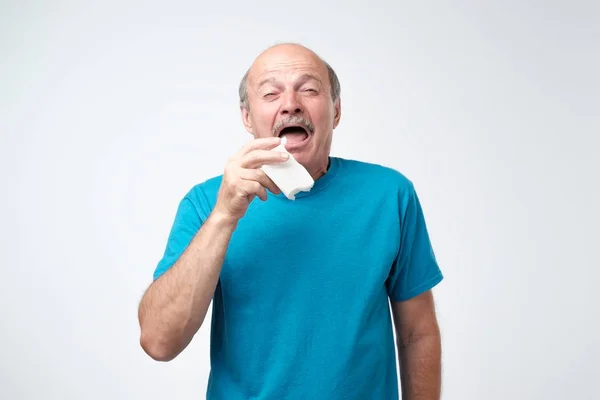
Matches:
[200,157,407,399]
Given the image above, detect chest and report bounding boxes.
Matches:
[218,195,401,306]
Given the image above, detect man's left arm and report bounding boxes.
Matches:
[391,290,442,400]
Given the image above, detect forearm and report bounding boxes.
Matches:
[398,331,442,400]
[138,211,237,361]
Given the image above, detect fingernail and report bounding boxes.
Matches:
[281,152,289,159]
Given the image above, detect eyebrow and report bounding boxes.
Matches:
[257,77,278,89]
[256,73,322,89]
[296,73,322,85]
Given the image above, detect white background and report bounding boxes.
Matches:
[1,1,598,399]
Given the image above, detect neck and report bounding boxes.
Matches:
[309,157,330,181]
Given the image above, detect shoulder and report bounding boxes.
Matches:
[179,174,223,220]
[190,174,223,196]
[335,157,415,197]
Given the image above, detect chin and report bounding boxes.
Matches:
[288,150,307,166]
[290,152,317,173]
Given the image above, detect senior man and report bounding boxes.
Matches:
[138,43,444,400]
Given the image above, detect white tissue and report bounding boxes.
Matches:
[261,137,315,200]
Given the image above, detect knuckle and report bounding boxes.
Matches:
[226,155,238,166]
[252,151,263,162]
[224,163,236,176]
[254,169,265,181]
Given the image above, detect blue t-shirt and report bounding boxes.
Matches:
[153,156,443,400]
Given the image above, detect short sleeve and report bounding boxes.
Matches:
[386,185,443,301]
[153,197,203,281]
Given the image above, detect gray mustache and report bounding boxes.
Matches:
[273,116,315,136]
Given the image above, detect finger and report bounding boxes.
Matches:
[239,179,268,202]
[239,149,289,169]
[237,137,282,157]
[238,168,281,195]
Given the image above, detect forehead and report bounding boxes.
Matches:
[248,46,328,86]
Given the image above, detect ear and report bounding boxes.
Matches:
[240,105,254,134]
[332,98,341,129]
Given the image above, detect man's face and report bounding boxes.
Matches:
[241,45,341,178]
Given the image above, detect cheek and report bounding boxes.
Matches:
[251,112,276,136]
[313,108,335,131]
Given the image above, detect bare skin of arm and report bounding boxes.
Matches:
[138,211,236,361]
[391,290,442,400]
[138,137,287,361]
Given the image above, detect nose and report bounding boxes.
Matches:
[280,91,304,115]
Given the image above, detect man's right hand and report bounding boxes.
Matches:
[213,137,288,223]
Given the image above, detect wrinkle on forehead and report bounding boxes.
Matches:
[255,64,323,86]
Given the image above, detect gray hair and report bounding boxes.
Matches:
[238,60,341,110]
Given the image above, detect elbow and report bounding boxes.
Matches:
[139,332,179,362]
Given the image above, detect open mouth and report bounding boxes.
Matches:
[277,125,310,144]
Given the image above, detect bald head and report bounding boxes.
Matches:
[239,43,340,110]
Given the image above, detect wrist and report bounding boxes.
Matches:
[207,209,239,231]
